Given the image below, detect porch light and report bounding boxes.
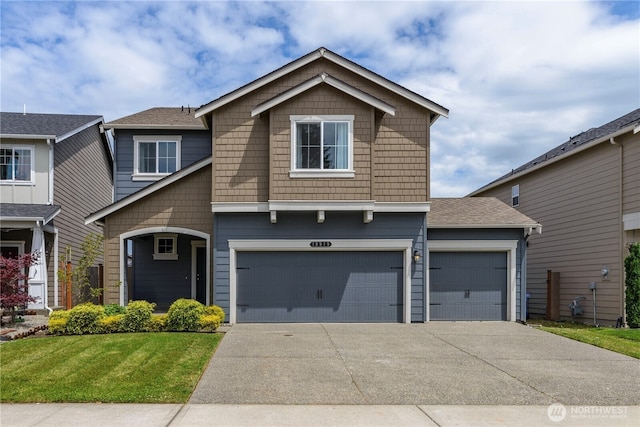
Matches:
[413,250,421,263]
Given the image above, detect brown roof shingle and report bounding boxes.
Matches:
[429,197,539,228]
[104,107,206,130]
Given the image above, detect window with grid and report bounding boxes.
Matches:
[0,146,33,182]
[134,136,181,179]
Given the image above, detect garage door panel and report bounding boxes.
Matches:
[430,252,507,321]
[237,251,403,323]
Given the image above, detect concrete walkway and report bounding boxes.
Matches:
[1,403,639,426]
[190,322,640,406]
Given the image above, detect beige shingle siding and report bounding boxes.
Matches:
[211,58,431,203]
[475,142,623,324]
[102,166,212,304]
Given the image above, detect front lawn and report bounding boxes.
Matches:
[533,322,640,359]
[0,332,222,403]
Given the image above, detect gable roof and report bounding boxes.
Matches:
[196,47,449,122]
[252,73,396,117]
[104,107,207,130]
[0,203,61,224]
[470,108,640,195]
[0,112,103,143]
[85,156,212,225]
[428,197,540,229]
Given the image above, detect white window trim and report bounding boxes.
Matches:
[153,233,178,260]
[133,135,182,181]
[511,184,520,207]
[0,145,35,184]
[227,239,413,325]
[290,115,354,178]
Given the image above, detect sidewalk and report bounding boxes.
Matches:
[1,404,638,427]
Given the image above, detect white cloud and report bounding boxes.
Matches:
[1,0,638,197]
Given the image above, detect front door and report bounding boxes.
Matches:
[195,246,206,305]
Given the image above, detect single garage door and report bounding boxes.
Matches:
[430,252,507,320]
[236,251,403,322]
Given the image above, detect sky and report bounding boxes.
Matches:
[1,0,639,197]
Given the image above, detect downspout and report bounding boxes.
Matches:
[47,139,54,205]
[423,211,429,322]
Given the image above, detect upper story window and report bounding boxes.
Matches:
[512,184,520,207]
[290,115,354,178]
[0,145,34,183]
[133,136,181,181]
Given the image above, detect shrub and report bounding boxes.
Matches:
[99,314,124,333]
[203,305,226,323]
[104,304,126,316]
[199,314,222,332]
[65,303,105,335]
[147,314,168,332]
[625,242,640,328]
[121,300,155,332]
[48,310,70,335]
[166,299,204,332]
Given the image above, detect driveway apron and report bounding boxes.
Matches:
[189,322,640,405]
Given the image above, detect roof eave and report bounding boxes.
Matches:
[103,124,207,130]
[469,123,637,196]
[56,117,104,143]
[0,134,56,140]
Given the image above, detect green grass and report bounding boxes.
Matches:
[0,332,222,403]
[534,322,640,359]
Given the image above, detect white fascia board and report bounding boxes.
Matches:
[374,202,430,212]
[427,223,540,229]
[0,134,54,140]
[56,117,103,143]
[104,124,207,130]
[0,209,61,227]
[469,124,637,196]
[269,200,375,212]
[196,51,324,118]
[85,157,212,224]
[251,74,396,118]
[212,202,269,213]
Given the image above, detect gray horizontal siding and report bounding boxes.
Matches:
[114,129,211,201]
[214,212,426,322]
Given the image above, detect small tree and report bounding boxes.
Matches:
[0,253,39,322]
[58,233,105,305]
[625,242,640,328]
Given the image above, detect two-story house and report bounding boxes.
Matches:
[471,108,640,326]
[87,47,539,323]
[1,112,113,311]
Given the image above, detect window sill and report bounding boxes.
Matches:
[153,253,178,261]
[289,170,355,179]
[0,181,34,185]
[132,173,172,182]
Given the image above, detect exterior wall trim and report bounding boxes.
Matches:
[427,239,519,322]
[211,201,430,213]
[118,226,211,306]
[227,238,414,324]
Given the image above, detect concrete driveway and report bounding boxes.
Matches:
[190,322,640,406]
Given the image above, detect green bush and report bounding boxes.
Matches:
[65,303,105,335]
[147,314,167,332]
[99,314,124,333]
[203,305,226,323]
[166,299,204,332]
[625,242,640,328]
[48,310,70,335]
[104,304,126,316]
[199,314,222,332]
[121,300,156,332]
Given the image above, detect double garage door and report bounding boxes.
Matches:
[430,252,507,321]
[236,251,403,323]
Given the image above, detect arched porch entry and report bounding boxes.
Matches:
[119,227,210,310]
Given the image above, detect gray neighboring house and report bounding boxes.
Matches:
[1,112,113,311]
[471,108,640,325]
[87,48,541,323]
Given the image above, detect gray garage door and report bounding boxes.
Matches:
[430,252,507,320]
[236,251,403,322]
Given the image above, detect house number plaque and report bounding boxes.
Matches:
[310,241,332,247]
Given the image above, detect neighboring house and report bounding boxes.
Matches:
[87,47,539,323]
[1,112,113,311]
[471,108,640,326]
